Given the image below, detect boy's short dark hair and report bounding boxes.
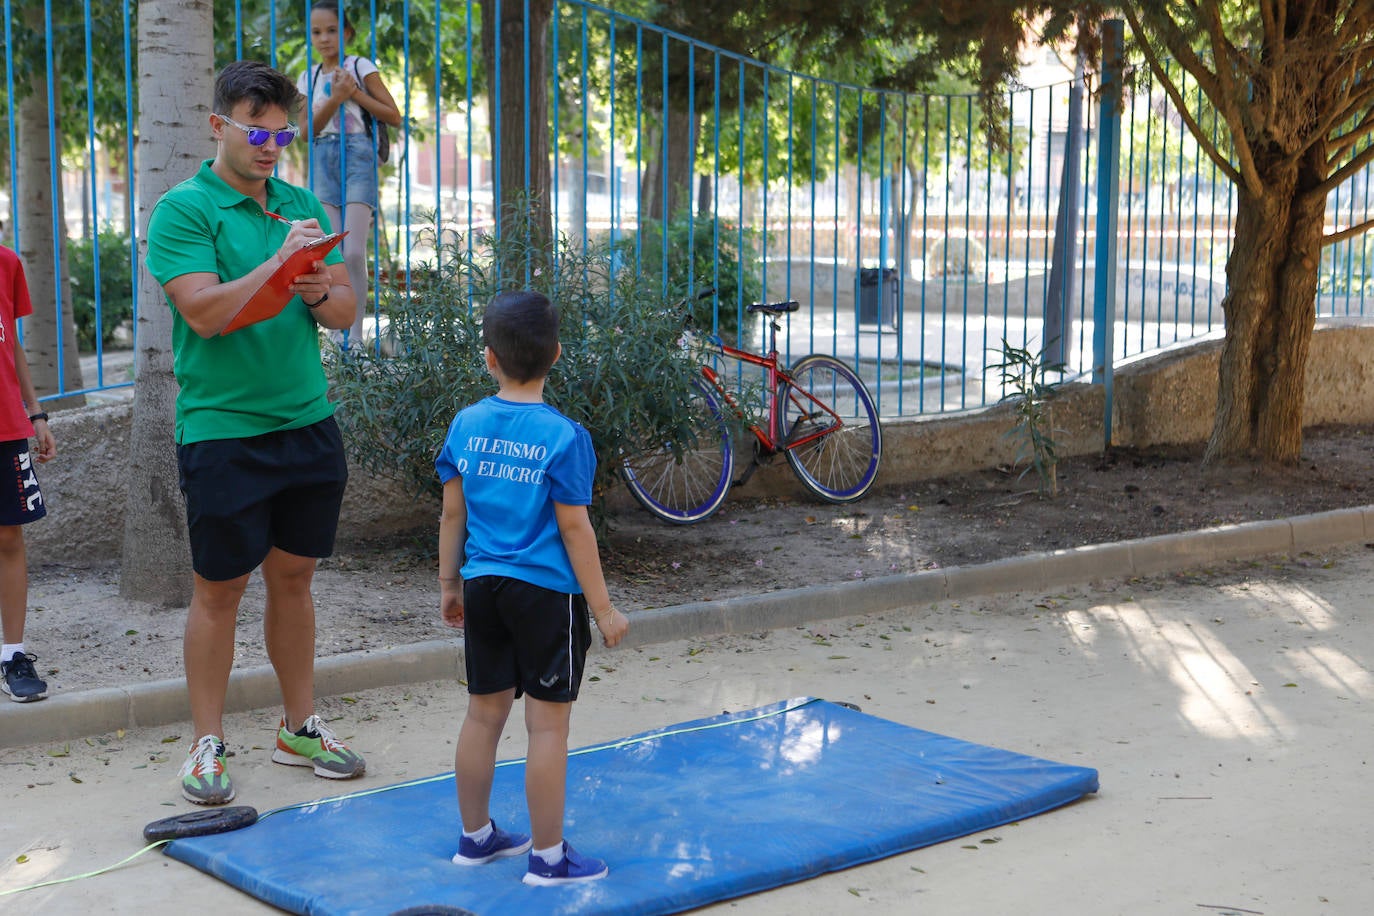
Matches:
[483,291,561,383]
[214,60,302,119]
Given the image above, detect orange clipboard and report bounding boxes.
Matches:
[220,231,348,335]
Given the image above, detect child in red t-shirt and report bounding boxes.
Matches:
[0,244,57,702]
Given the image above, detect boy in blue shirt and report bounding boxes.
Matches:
[435,289,629,886]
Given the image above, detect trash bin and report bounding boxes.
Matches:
[858,267,899,328]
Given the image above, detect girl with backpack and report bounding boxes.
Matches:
[299,1,401,347]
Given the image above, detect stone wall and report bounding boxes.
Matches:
[29,321,1374,566]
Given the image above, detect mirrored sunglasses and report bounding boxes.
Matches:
[217,113,297,148]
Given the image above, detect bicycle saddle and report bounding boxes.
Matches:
[747,300,800,314]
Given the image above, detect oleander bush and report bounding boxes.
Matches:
[329,212,723,525]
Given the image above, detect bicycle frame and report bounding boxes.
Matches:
[697,313,845,456]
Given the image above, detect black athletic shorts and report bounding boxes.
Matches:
[462,575,592,703]
[177,417,348,581]
[0,439,46,527]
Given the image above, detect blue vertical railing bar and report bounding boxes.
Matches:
[1187,74,1202,334]
[919,95,930,413]
[123,0,137,356]
[550,5,561,240]
[83,0,104,385]
[687,41,696,302]
[633,24,642,274]
[898,92,910,414]
[523,0,532,201]
[1093,19,1124,447]
[3,0,18,243]
[940,96,952,405]
[854,89,865,382]
[580,9,591,255]
[402,0,414,289]
[43,0,67,392]
[711,52,721,326]
[960,95,972,406]
[608,20,617,256]
[761,67,770,310]
[659,31,669,294]
[430,0,441,289]
[466,0,474,285]
[784,71,793,359]
[492,0,502,243]
[735,60,744,341]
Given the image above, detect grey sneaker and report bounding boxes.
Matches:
[1,652,48,702]
[180,735,235,805]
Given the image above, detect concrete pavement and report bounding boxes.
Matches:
[3,504,1370,750]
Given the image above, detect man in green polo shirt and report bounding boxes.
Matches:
[145,60,365,806]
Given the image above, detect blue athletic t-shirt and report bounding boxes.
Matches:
[435,396,595,594]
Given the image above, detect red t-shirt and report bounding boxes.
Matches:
[0,246,35,442]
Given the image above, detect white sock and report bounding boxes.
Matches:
[534,842,564,866]
[464,821,493,844]
[2,643,23,663]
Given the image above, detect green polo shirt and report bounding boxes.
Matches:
[145,160,344,445]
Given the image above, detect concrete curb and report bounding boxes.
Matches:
[3,505,1369,749]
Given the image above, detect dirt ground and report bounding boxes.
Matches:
[23,422,1374,694]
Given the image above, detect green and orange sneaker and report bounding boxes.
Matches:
[180,734,234,805]
[271,715,365,779]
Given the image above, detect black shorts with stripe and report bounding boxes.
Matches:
[462,575,592,703]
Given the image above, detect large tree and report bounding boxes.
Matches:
[119,0,213,605]
[905,2,1374,465]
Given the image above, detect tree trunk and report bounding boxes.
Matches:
[120,0,214,606]
[642,108,698,223]
[16,83,86,410]
[480,0,553,255]
[1204,161,1324,466]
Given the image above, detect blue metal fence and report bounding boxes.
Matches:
[4,3,1372,416]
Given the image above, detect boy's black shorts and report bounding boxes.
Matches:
[0,439,46,527]
[177,417,348,581]
[462,575,592,703]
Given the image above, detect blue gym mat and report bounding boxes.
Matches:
[165,698,1098,915]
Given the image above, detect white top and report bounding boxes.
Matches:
[297,55,380,136]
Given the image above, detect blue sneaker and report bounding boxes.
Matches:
[451,821,532,865]
[522,841,609,886]
[1,652,48,703]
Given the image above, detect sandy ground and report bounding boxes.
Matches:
[4,545,1374,915]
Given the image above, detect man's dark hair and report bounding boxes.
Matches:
[214,60,302,119]
[482,290,561,383]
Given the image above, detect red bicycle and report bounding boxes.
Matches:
[622,297,883,524]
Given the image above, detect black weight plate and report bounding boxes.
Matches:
[142,805,259,842]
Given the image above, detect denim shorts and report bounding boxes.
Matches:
[309,132,379,210]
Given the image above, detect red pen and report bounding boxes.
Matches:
[263,209,295,225]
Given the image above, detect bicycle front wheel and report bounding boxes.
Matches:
[779,354,882,503]
[621,378,734,524]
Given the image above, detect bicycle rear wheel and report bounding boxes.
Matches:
[779,354,882,503]
[622,378,734,524]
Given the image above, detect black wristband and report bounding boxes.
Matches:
[28,412,48,423]
[303,292,329,308]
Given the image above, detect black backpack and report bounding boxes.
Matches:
[349,57,391,164]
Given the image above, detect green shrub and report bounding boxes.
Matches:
[989,338,1065,497]
[68,227,135,350]
[614,213,765,347]
[329,218,712,527]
